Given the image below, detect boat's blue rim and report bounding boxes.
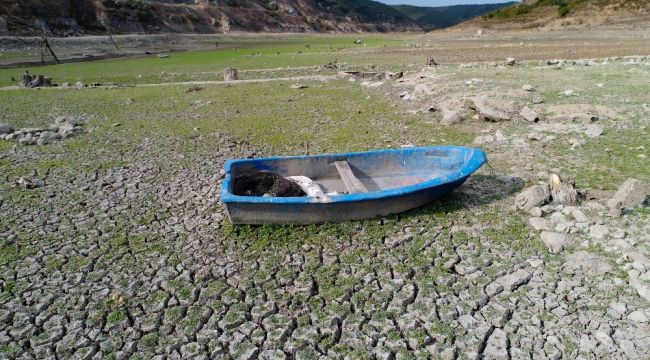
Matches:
[220,146,487,204]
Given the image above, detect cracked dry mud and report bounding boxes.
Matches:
[2,42,650,360]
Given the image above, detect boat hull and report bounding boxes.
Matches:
[221,146,487,224]
[225,178,467,224]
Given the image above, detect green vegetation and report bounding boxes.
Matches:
[0,35,406,87]
[485,0,589,19]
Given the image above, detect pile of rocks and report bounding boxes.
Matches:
[516,175,648,253]
[0,116,85,145]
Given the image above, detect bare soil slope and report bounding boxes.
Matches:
[460,0,650,30]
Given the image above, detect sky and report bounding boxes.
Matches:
[377,0,517,7]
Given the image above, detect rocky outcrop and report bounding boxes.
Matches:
[0,0,421,35]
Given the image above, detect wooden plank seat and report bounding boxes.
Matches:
[334,160,368,193]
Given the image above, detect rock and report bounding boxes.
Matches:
[594,331,614,349]
[494,130,507,141]
[505,57,516,66]
[529,217,554,231]
[522,84,534,92]
[532,95,544,104]
[290,84,307,89]
[519,106,542,123]
[528,207,543,217]
[589,224,609,240]
[563,90,575,97]
[16,177,44,189]
[569,138,585,149]
[565,251,611,275]
[585,125,604,138]
[627,310,649,323]
[0,124,14,135]
[549,173,579,205]
[474,135,494,145]
[18,135,36,146]
[158,54,169,58]
[609,302,627,316]
[384,71,403,80]
[607,178,648,215]
[441,110,464,125]
[540,231,568,254]
[466,96,511,122]
[570,209,589,223]
[516,184,551,211]
[223,68,238,81]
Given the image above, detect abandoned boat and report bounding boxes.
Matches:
[221,146,487,224]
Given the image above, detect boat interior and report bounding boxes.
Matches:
[228,147,469,195]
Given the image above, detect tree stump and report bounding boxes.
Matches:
[223,68,238,81]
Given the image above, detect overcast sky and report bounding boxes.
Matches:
[377,0,517,6]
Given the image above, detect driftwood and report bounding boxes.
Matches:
[40,31,60,64]
[223,68,238,81]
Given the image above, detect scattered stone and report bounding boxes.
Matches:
[540,231,568,254]
[465,96,511,122]
[474,135,494,145]
[627,310,649,323]
[440,109,464,125]
[529,217,554,231]
[532,95,544,104]
[607,178,648,216]
[549,173,580,205]
[494,130,507,141]
[563,90,575,97]
[589,224,609,240]
[0,124,14,135]
[16,177,44,189]
[384,71,404,80]
[290,84,307,89]
[585,125,604,138]
[505,57,516,66]
[519,106,542,123]
[354,39,362,44]
[516,184,551,211]
[522,84,534,92]
[18,71,53,88]
[158,54,169,58]
[186,85,204,93]
[224,68,239,81]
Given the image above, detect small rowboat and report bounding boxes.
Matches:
[221,146,487,224]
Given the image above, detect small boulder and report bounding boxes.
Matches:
[519,106,542,123]
[607,178,648,216]
[540,231,568,254]
[516,184,551,211]
[466,96,511,122]
[474,135,494,145]
[585,125,604,138]
[505,57,516,66]
[441,109,463,125]
[522,84,534,92]
[0,124,14,135]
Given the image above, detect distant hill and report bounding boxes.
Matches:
[393,2,516,30]
[0,0,518,36]
[463,0,650,29]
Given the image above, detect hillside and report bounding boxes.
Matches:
[463,0,650,29]
[0,0,518,36]
[0,0,419,36]
[393,2,516,30]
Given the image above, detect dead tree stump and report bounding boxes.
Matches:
[223,68,238,81]
[18,72,52,88]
